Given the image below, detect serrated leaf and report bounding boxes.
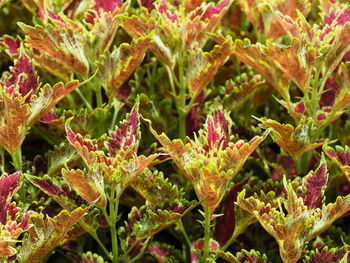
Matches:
[187,39,233,96]
[62,167,106,208]
[18,207,89,263]
[0,35,20,56]
[237,158,350,263]
[239,0,311,39]
[107,104,140,157]
[299,155,328,209]
[303,245,348,263]
[0,90,30,153]
[47,143,79,176]
[235,38,315,93]
[19,23,90,75]
[132,170,185,209]
[259,118,324,156]
[149,113,268,212]
[148,242,185,263]
[234,39,290,99]
[98,36,151,96]
[0,172,31,257]
[216,249,268,263]
[323,144,350,181]
[28,80,82,125]
[80,251,107,263]
[191,238,220,262]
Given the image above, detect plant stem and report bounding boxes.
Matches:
[165,64,177,96]
[89,232,112,260]
[11,148,22,171]
[177,219,192,249]
[96,86,103,108]
[0,146,4,173]
[222,228,239,251]
[76,88,93,110]
[110,98,123,130]
[202,210,212,261]
[109,187,121,263]
[111,219,119,263]
[178,56,187,141]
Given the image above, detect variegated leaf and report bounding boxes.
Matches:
[323,144,350,181]
[98,36,151,95]
[187,39,233,96]
[19,23,90,75]
[62,167,106,208]
[18,208,89,263]
[259,118,324,156]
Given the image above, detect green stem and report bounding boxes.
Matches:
[110,99,123,130]
[165,64,177,96]
[111,220,119,263]
[89,232,112,260]
[0,146,4,173]
[128,238,151,263]
[178,56,187,141]
[109,186,121,263]
[76,88,93,110]
[96,86,103,108]
[118,241,138,262]
[11,148,22,171]
[202,210,212,261]
[222,228,239,251]
[177,220,192,249]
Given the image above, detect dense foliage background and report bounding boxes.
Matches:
[0,0,350,262]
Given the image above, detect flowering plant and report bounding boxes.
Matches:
[0,0,350,262]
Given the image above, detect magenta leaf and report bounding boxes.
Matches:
[0,35,20,56]
[107,104,140,157]
[299,155,328,209]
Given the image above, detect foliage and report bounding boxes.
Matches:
[0,0,349,262]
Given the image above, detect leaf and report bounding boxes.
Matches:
[47,142,79,176]
[303,246,348,263]
[65,120,110,169]
[148,242,185,263]
[191,239,220,262]
[87,0,129,52]
[323,144,350,181]
[0,172,31,257]
[26,174,81,211]
[80,251,107,263]
[239,0,311,39]
[214,181,251,246]
[187,39,233,96]
[62,167,106,208]
[237,158,350,263]
[149,114,268,212]
[0,90,30,153]
[234,39,290,99]
[236,38,315,93]
[120,15,174,66]
[131,204,195,240]
[18,207,89,263]
[27,174,101,235]
[216,249,268,263]
[19,23,90,75]
[97,36,151,96]
[297,155,328,209]
[0,35,20,56]
[28,80,83,125]
[132,170,185,209]
[107,104,140,157]
[259,118,324,156]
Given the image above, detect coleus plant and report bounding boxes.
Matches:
[0,0,349,262]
